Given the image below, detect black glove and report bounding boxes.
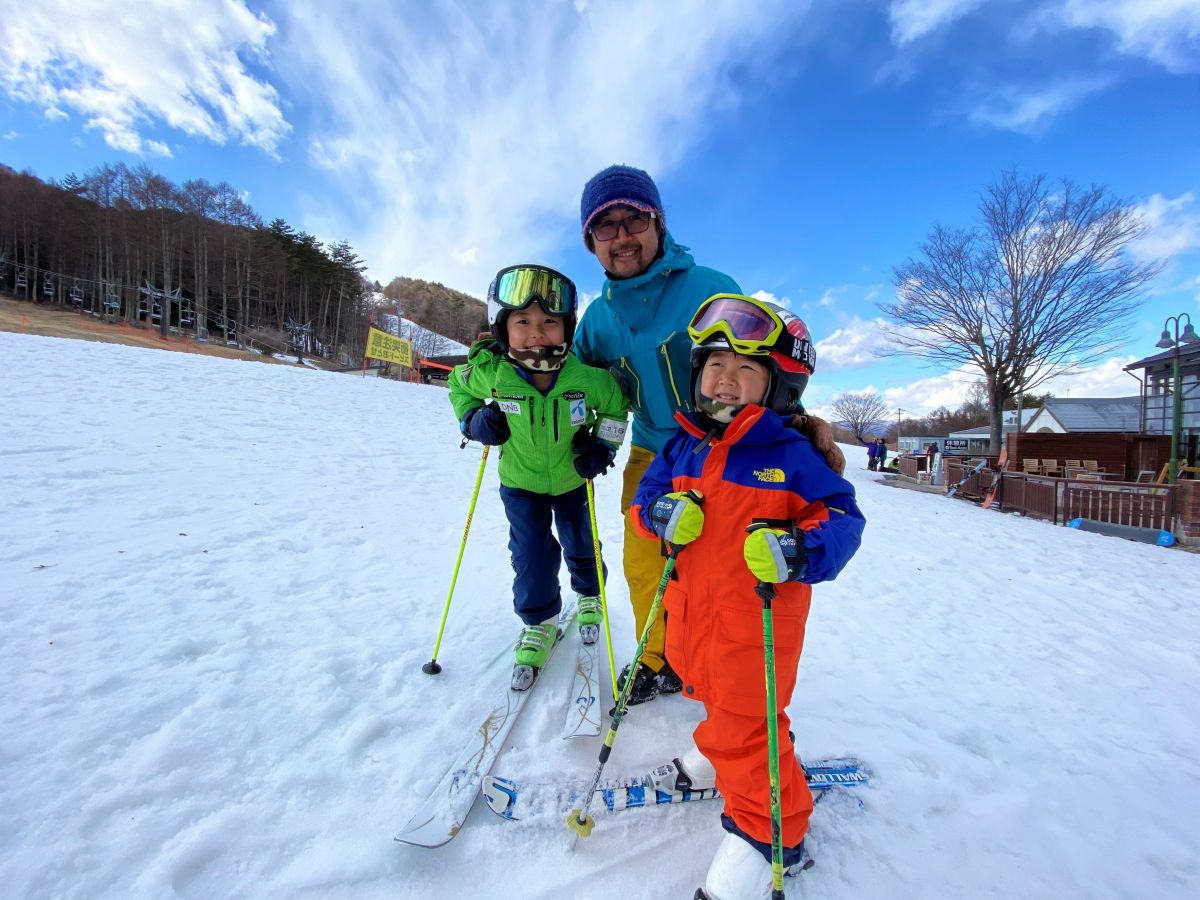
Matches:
[572,430,616,479]
[463,404,511,445]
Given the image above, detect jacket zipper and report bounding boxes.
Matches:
[659,333,684,410]
[552,399,559,442]
[619,358,643,409]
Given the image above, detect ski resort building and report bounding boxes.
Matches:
[1126,342,1200,469]
[1023,397,1142,434]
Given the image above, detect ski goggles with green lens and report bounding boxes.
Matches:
[489,265,577,316]
[687,293,785,354]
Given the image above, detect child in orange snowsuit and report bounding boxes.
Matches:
[630,294,864,898]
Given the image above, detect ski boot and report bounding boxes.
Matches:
[511,618,558,692]
[656,659,684,694]
[577,596,603,645]
[693,833,813,899]
[610,662,661,715]
[651,745,717,793]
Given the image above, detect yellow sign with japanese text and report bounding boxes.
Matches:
[365,327,413,366]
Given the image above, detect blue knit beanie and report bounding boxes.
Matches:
[580,164,663,246]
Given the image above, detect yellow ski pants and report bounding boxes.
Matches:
[620,446,669,672]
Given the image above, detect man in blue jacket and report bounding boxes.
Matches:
[574,164,845,705]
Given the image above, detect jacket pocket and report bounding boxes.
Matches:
[658,331,693,414]
[617,358,643,411]
[706,603,808,713]
[664,586,696,696]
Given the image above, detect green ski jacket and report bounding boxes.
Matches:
[448,340,629,495]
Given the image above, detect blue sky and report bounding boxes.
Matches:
[1,0,1197,416]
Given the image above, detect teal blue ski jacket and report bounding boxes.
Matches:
[573,233,740,454]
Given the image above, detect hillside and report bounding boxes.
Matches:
[382,276,487,347]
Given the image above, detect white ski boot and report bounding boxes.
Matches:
[694,832,813,900]
[651,745,717,792]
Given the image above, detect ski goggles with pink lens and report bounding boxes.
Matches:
[687,293,785,354]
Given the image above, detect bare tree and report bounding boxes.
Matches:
[831,391,890,443]
[879,169,1162,451]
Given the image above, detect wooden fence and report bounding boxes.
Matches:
[944,458,1177,531]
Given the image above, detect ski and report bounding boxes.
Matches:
[946,458,988,498]
[481,756,870,823]
[980,448,1008,509]
[394,601,578,848]
[561,629,603,739]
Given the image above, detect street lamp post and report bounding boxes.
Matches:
[1155,313,1200,485]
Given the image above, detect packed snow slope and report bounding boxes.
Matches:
[2,332,1198,900]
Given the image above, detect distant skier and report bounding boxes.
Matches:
[866,438,879,470]
[448,265,629,690]
[630,294,865,900]
[876,437,889,470]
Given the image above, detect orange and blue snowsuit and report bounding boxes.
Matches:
[631,406,864,859]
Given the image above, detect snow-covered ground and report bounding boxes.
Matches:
[2,332,1198,900]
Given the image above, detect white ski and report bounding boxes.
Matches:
[480,757,871,823]
[561,630,602,739]
[394,601,577,848]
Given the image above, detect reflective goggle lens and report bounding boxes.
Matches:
[689,296,782,345]
[493,266,575,314]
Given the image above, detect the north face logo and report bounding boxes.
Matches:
[754,468,785,483]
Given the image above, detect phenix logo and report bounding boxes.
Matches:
[753,467,786,483]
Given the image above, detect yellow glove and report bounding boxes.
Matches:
[743,523,807,583]
[649,490,705,545]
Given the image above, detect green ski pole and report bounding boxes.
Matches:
[755,579,786,900]
[422,445,490,675]
[566,545,681,837]
[585,478,619,703]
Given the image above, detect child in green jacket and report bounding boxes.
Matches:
[448,265,629,690]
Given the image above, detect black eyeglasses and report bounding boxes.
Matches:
[590,210,656,242]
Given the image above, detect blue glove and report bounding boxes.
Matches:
[743,523,808,583]
[649,490,705,545]
[462,404,511,445]
[572,430,616,479]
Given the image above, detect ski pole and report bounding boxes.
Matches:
[755,579,786,900]
[585,478,619,703]
[422,445,490,675]
[566,545,681,838]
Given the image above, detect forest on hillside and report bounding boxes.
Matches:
[382,276,487,349]
[0,162,486,363]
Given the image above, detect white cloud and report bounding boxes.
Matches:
[0,0,289,157]
[816,315,897,371]
[879,366,982,415]
[888,0,986,45]
[1129,192,1200,264]
[968,76,1113,132]
[1049,0,1200,73]
[823,354,1144,419]
[2,130,17,140]
[277,0,805,290]
[1041,355,1142,397]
